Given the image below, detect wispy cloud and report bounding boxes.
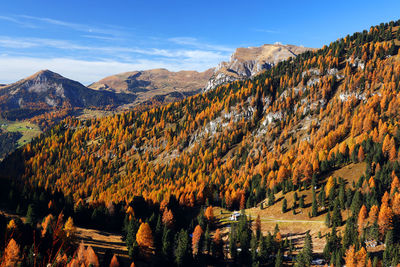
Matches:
[169,37,234,52]
[0,15,232,84]
[252,28,279,34]
[0,14,124,37]
[0,15,37,28]
[0,35,230,61]
[81,34,121,41]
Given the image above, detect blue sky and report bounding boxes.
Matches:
[0,0,399,84]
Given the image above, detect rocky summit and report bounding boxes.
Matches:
[204,43,314,91]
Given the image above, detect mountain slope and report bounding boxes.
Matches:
[0,70,136,118]
[88,68,214,106]
[204,43,314,91]
[2,21,400,207]
[2,19,400,266]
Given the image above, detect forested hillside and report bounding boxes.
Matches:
[1,20,400,266]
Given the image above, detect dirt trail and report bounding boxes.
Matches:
[258,217,324,223]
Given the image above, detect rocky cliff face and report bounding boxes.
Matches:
[204,44,314,92]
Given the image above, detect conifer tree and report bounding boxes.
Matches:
[26,204,37,226]
[311,188,318,217]
[3,238,20,267]
[136,222,154,249]
[192,225,204,256]
[331,200,342,227]
[175,229,192,266]
[282,198,287,213]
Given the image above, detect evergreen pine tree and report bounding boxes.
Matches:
[311,188,318,217]
[229,227,237,261]
[268,191,275,206]
[204,226,211,255]
[25,204,37,226]
[275,249,283,267]
[174,229,191,267]
[325,212,331,227]
[331,200,342,227]
[162,226,172,261]
[282,198,287,213]
[250,234,258,263]
[299,195,305,209]
[295,231,313,266]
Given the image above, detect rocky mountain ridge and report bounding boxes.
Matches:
[204,43,314,91]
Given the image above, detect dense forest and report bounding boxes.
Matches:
[1,20,400,266]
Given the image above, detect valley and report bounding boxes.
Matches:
[0,17,400,267]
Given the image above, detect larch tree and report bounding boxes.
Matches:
[136,222,154,249]
[369,205,379,223]
[204,206,214,223]
[345,245,356,267]
[64,217,76,238]
[378,204,393,235]
[358,146,365,162]
[3,238,20,267]
[358,205,368,234]
[85,246,99,267]
[162,208,174,228]
[110,255,120,267]
[192,225,204,256]
[325,176,334,196]
[390,175,400,195]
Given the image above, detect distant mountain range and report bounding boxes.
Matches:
[0,43,313,119]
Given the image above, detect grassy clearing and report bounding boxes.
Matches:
[213,162,367,253]
[0,118,42,146]
[75,109,116,120]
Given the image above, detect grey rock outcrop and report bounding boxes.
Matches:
[204,44,314,92]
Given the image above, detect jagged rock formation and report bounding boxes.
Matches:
[88,68,214,106]
[204,44,314,92]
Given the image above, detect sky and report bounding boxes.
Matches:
[0,1,399,85]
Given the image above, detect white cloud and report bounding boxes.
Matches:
[168,37,234,52]
[15,15,123,37]
[252,28,279,34]
[0,15,38,28]
[0,36,231,60]
[0,16,233,84]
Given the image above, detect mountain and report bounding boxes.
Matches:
[88,68,214,106]
[204,43,314,91]
[1,20,400,266]
[0,69,136,119]
[3,21,399,206]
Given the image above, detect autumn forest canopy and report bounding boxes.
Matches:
[1,19,400,266]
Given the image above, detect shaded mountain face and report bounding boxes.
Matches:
[88,68,214,106]
[0,70,136,117]
[204,44,314,91]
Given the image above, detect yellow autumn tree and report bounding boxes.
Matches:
[64,217,76,238]
[3,238,21,267]
[136,222,154,248]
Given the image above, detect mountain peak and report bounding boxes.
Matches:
[204,43,314,92]
[27,69,63,81]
